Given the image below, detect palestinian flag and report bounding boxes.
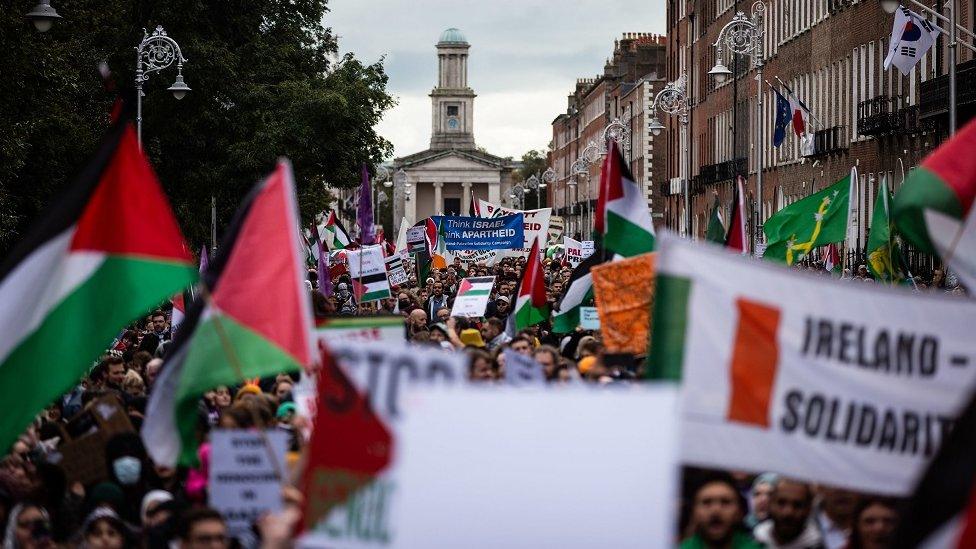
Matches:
[895,387,976,548]
[763,169,855,265]
[705,193,726,243]
[822,243,841,274]
[457,277,493,298]
[323,211,351,251]
[894,117,976,254]
[0,114,195,452]
[595,140,656,257]
[552,251,603,333]
[347,244,391,303]
[866,176,904,283]
[513,238,548,331]
[142,160,315,467]
[726,176,748,254]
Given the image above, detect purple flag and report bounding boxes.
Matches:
[357,163,375,244]
[199,245,209,273]
[317,241,332,295]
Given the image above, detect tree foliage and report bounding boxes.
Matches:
[0,0,394,254]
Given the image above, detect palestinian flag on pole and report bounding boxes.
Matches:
[763,169,855,265]
[867,175,904,283]
[894,117,976,254]
[0,112,195,452]
[457,277,493,298]
[323,211,351,251]
[895,387,976,548]
[725,176,748,254]
[705,193,726,244]
[513,238,549,331]
[595,140,656,257]
[142,160,315,467]
[552,251,603,333]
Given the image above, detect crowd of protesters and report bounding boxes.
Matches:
[0,247,963,548]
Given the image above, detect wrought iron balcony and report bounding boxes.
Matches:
[803,125,849,158]
[693,158,747,187]
[857,95,898,136]
[920,59,976,120]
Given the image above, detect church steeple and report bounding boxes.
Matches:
[430,28,476,150]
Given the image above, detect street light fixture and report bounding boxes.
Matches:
[26,0,61,32]
[135,26,190,148]
[650,73,692,238]
[879,0,899,14]
[648,116,665,136]
[709,1,765,241]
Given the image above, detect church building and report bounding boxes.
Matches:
[393,28,517,227]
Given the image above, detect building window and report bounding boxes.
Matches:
[447,105,459,116]
[444,197,461,216]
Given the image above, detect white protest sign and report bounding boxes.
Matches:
[384,255,408,286]
[503,348,545,385]
[209,430,288,540]
[582,240,595,257]
[300,384,678,548]
[477,199,551,257]
[451,276,495,317]
[652,232,976,495]
[548,215,564,245]
[452,248,497,265]
[580,306,600,330]
[406,226,427,253]
[346,245,391,302]
[564,236,585,267]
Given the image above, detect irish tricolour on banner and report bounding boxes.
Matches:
[649,232,976,495]
[143,160,315,467]
[0,111,195,453]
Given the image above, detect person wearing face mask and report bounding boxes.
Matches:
[103,433,159,527]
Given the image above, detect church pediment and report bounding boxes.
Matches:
[397,149,510,171]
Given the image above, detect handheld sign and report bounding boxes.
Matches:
[450,276,496,317]
[580,306,600,330]
[406,226,427,253]
[432,214,524,251]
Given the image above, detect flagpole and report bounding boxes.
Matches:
[774,76,824,129]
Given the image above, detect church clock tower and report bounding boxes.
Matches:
[430,28,476,150]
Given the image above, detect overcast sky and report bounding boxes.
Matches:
[324,0,666,160]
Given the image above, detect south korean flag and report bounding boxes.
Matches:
[884,6,942,75]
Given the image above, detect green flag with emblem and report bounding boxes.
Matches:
[763,168,855,265]
[866,176,904,283]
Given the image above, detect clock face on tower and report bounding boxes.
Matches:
[447,117,459,130]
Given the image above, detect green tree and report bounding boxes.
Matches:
[0,0,394,254]
[515,149,548,209]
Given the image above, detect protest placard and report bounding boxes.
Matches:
[591,253,656,355]
[650,232,976,495]
[582,240,595,257]
[384,255,408,286]
[406,225,427,253]
[477,199,551,257]
[564,236,585,267]
[453,248,497,266]
[547,215,564,245]
[209,429,288,540]
[580,306,600,330]
[430,214,524,250]
[300,375,678,548]
[450,276,495,317]
[346,245,391,302]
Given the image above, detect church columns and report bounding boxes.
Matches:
[433,181,444,214]
[488,181,500,205]
[462,182,472,215]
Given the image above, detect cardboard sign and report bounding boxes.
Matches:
[450,276,496,318]
[300,375,679,548]
[384,255,408,286]
[346,245,391,303]
[57,395,135,485]
[209,429,288,540]
[580,306,600,330]
[652,232,976,495]
[430,214,524,251]
[406,226,427,253]
[591,253,657,355]
[477,200,551,257]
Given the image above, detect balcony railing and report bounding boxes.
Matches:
[803,125,849,158]
[920,59,976,119]
[694,158,747,187]
[857,96,899,136]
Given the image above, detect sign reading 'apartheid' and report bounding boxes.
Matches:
[432,214,524,251]
[477,199,552,257]
[649,232,976,495]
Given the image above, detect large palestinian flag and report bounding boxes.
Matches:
[894,117,976,254]
[0,117,195,452]
[552,251,603,333]
[595,140,656,257]
[513,238,549,331]
[323,211,351,251]
[142,160,315,467]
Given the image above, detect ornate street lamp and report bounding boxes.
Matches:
[26,0,61,32]
[709,1,765,237]
[650,73,691,236]
[135,26,190,148]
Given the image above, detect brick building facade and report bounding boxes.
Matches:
[550,34,668,239]
[663,0,975,263]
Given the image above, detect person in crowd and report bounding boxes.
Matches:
[121,371,145,399]
[815,486,858,549]
[845,497,898,549]
[144,359,164,390]
[509,336,533,356]
[433,307,451,323]
[78,507,132,549]
[532,345,560,381]
[3,503,55,549]
[681,472,761,549]
[178,508,228,549]
[753,478,824,549]
[407,309,428,339]
[423,282,450,318]
[745,473,778,528]
[480,318,510,351]
[468,350,495,381]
